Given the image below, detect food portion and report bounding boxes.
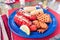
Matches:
[33,20,48,29]
[24,6,36,12]
[30,9,44,16]
[14,12,32,27]
[30,25,37,31]
[33,20,40,28]
[23,13,37,20]
[37,14,52,23]
[20,25,30,35]
[37,29,46,33]
[14,8,52,35]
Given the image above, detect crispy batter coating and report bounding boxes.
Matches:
[37,29,46,33]
[37,14,52,23]
[33,20,40,28]
[39,21,48,29]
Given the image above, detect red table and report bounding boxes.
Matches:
[8,8,60,40]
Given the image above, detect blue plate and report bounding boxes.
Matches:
[8,9,57,38]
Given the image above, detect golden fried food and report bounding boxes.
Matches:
[37,14,52,23]
[33,20,40,28]
[37,29,46,33]
[39,21,48,29]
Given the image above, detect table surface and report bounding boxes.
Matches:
[8,8,60,40]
